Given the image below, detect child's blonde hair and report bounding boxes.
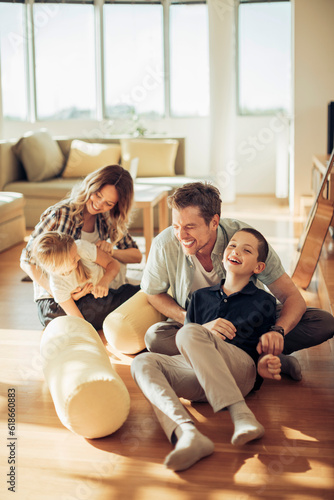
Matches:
[32,232,90,282]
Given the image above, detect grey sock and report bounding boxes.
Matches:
[279,354,302,381]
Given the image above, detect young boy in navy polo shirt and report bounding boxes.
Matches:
[131,228,282,472]
[186,227,281,383]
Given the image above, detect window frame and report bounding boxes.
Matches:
[0,0,208,121]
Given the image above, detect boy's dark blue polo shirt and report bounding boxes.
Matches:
[185,280,277,364]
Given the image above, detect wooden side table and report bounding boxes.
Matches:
[133,184,171,256]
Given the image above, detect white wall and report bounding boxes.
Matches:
[235,114,289,196]
[292,0,334,214]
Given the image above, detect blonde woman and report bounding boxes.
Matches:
[21,164,141,329]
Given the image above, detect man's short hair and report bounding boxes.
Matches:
[236,228,269,263]
[167,182,222,225]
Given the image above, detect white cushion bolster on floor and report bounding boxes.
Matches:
[103,290,166,354]
[40,316,130,439]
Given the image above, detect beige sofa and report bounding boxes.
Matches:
[0,192,26,252]
[0,132,186,228]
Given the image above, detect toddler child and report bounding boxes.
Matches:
[32,231,127,320]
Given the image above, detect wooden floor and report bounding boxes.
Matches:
[0,197,333,500]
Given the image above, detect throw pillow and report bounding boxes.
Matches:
[62,140,121,178]
[12,130,65,182]
[121,139,179,177]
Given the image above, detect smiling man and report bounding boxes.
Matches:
[141,182,334,376]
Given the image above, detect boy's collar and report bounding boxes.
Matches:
[214,279,258,295]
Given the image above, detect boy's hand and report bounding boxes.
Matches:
[203,318,236,340]
[257,331,284,356]
[257,354,281,380]
[71,283,93,301]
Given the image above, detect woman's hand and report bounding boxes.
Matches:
[91,278,110,299]
[202,318,236,340]
[95,240,113,255]
[96,240,142,264]
[71,283,93,301]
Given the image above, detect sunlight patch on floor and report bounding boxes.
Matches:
[281,427,319,442]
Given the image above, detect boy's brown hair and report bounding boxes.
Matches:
[235,228,269,263]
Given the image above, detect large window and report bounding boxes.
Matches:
[1,0,292,121]
[238,0,291,115]
[104,2,164,119]
[169,2,210,117]
[34,2,96,120]
[0,1,28,121]
[0,0,209,122]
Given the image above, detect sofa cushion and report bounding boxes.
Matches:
[62,140,121,178]
[12,130,65,182]
[4,178,79,199]
[121,139,179,177]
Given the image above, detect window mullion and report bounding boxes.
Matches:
[163,0,171,119]
[235,0,241,115]
[26,0,37,122]
[95,0,104,121]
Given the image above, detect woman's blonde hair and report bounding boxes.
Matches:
[62,164,134,244]
[32,231,90,282]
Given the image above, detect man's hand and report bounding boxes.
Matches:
[203,318,236,340]
[71,283,93,301]
[257,331,284,356]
